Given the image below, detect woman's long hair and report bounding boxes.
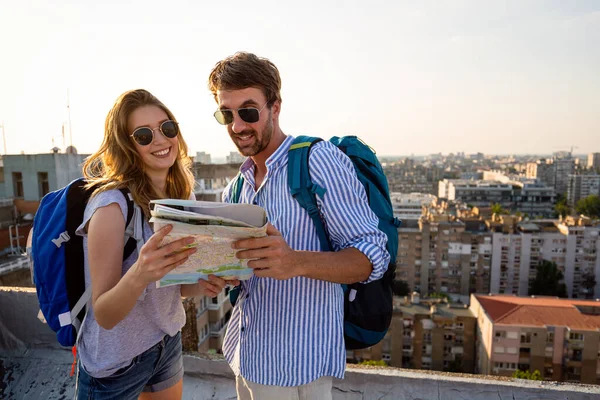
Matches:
[83,89,194,217]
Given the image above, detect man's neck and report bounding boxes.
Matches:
[251,129,286,188]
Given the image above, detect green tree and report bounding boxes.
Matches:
[575,195,600,218]
[429,292,450,300]
[529,261,568,298]
[358,359,388,367]
[582,273,597,298]
[512,369,542,380]
[554,197,571,218]
[393,280,410,296]
[491,203,508,215]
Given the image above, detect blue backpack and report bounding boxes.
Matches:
[30,178,140,347]
[230,135,400,350]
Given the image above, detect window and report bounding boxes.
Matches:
[38,172,49,198]
[507,331,519,340]
[507,347,517,354]
[495,331,506,338]
[12,172,23,197]
[546,331,554,344]
[569,332,584,341]
[494,346,505,354]
[520,332,531,344]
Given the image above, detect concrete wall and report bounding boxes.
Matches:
[2,288,599,400]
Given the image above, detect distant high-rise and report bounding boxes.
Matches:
[195,151,212,164]
[588,153,600,171]
[225,151,245,164]
[567,174,600,206]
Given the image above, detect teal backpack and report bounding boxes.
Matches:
[230,135,400,349]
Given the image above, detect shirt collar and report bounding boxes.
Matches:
[239,135,295,175]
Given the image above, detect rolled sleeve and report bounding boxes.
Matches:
[309,142,390,283]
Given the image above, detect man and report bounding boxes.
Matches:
[208,52,390,399]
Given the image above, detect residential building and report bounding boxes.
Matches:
[193,162,240,202]
[390,192,436,228]
[438,179,555,218]
[470,294,600,385]
[195,151,212,164]
[396,211,492,302]
[225,151,245,164]
[350,294,476,373]
[567,174,600,207]
[588,153,600,171]
[553,156,575,197]
[526,159,554,187]
[490,216,600,299]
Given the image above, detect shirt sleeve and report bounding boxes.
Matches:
[308,141,390,283]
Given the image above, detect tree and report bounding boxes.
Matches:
[429,292,450,300]
[554,197,571,218]
[582,273,597,298]
[512,369,542,380]
[575,195,600,218]
[491,203,508,215]
[393,280,410,296]
[529,261,568,298]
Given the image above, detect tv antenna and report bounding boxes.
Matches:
[67,89,73,147]
[0,122,5,154]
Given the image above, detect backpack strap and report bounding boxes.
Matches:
[120,188,138,261]
[287,136,331,252]
[73,187,141,343]
[230,172,244,204]
[227,173,245,306]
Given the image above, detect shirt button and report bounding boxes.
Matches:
[246,294,250,299]
[241,327,245,332]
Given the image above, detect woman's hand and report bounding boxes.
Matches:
[129,225,197,289]
[182,275,240,298]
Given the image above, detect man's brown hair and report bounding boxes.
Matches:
[208,52,282,105]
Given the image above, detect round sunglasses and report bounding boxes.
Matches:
[130,120,179,146]
[213,103,267,125]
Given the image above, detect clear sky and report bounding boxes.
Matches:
[0,0,598,158]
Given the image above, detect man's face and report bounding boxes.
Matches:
[216,87,273,158]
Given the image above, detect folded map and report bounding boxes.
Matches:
[149,199,267,287]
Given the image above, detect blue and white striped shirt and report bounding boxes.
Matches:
[222,135,390,386]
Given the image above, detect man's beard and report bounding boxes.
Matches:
[233,115,273,157]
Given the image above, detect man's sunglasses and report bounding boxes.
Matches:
[131,120,179,146]
[213,103,267,125]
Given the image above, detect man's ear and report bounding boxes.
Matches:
[270,100,281,120]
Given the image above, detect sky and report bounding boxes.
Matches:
[0,0,599,159]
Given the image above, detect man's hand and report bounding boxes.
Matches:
[232,223,302,280]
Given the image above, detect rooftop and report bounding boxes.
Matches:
[2,287,599,399]
[475,294,600,331]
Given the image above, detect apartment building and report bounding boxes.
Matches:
[350,294,476,373]
[553,157,575,197]
[396,212,492,302]
[567,174,600,206]
[470,294,600,384]
[390,192,436,228]
[193,162,240,202]
[490,216,600,299]
[588,153,600,171]
[526,159,554,187]
[438,179,555,217]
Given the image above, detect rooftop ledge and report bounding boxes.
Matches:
[2,287,600,399]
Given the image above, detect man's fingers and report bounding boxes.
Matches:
[232,236,277,251]
[265,223,282,236]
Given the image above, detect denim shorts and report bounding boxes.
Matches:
[76,331,183,400]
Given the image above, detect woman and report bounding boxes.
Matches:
[75,89,232,399]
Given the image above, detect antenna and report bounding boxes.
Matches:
[0,122,5,154]
[67,89,72,147]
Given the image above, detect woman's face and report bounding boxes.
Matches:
[128,105,179,180]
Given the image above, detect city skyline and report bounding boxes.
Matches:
[1,1,599,158]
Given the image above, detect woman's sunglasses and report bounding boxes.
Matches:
[213,103,267,125]
[131,120,179,146]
